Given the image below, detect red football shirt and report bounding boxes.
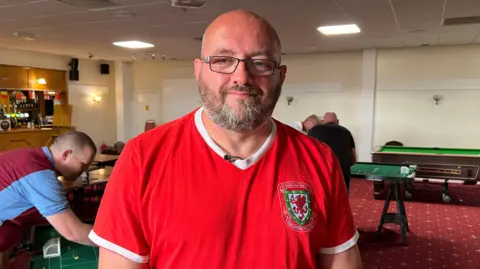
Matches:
[90,107,358,268]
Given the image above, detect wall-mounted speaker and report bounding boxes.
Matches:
[100,64,110,74]
[69,58,79,70]
[69,69,79,81]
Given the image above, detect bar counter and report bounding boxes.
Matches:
[0,126,74,152]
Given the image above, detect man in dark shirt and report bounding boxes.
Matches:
[308,112,356,191]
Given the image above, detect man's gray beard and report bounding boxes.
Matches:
[199,83,281,133]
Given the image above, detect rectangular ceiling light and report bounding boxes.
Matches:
[317,24,361,36]
[171,0,207,8]
[113,41,154,49]
[56,0,119,10]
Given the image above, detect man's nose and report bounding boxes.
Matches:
[231,61,251,85]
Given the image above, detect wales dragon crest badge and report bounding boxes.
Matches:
[278,181,316,232]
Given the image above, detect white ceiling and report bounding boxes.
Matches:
[0,0,480,61]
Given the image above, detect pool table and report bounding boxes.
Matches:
[29,225,98,269]
[351,162,416,245]
[371,145,480,202]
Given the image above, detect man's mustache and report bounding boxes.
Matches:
[224,85,262,96]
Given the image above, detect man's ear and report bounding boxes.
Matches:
[194,58,203,82]
[62,149,72,160]
[279,65,287,84]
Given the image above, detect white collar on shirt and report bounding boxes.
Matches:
[194,107,277,170]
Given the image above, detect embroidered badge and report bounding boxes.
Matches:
[278,181,316,232]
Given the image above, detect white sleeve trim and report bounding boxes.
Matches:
[318,229,359,255]
[88,230,149,263]
[290,121,303,132]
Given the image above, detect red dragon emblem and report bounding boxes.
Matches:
[278,182,316,232]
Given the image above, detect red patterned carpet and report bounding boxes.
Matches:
[352,178,480,269]
[9,178,480,269]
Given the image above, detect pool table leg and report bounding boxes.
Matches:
[376,184,393,239]
[373,181,385,199]
[442,182,451,203]
[376,181,409,245]
[374,181,414,201]
[404,181,413,200]
[395,183,410,236]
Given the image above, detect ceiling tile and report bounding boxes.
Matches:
[437,32,477,44]
[444,0,480,19]
[362,36,406,48]
[390,0,445,30]
[405,32,439,46]
[0,0,77,21]
[334,0,399,35]
[0,0,43,6]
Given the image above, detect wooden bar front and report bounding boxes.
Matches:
[0,127,73,152]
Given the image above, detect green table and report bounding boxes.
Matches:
[351,162,416,181]
[351,162,416,245]
[29,226,98,269]
[375,145,480,156]
[372,146,480,202]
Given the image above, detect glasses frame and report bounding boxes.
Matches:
[202,56,280,76]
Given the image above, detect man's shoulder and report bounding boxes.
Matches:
[0,148,53,183]
[311,123,351,135]
[337,124,352,133]
[1,147,43,159]
[312,123,342,130]
[277,120,332,152]
[278,122,338,175]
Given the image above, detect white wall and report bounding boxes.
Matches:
[0,47,116,147]
[132,52,364,132]
[115,61,134,142]
[0,48,69,70]
[131,44,480,161]
[273,52,363,138]
[68,59,116,147]
[133,60,194,121]
[375,45,480,148]
[162,78,200,123]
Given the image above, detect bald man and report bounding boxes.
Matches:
[0,131,97,269]
[308,112,357,191]
[92,10,361,269]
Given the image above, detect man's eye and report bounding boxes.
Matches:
[252,60,273,70]
[212,58,235,65]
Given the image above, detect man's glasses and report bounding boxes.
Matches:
[203,56,279,76]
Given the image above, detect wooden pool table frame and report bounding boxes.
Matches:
[371,146,480,202]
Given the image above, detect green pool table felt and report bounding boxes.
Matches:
[351,163,415,181]
[377,146,480,156]
[30,226,98,269]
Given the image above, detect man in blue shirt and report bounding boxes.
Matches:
[0,131,98,268]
